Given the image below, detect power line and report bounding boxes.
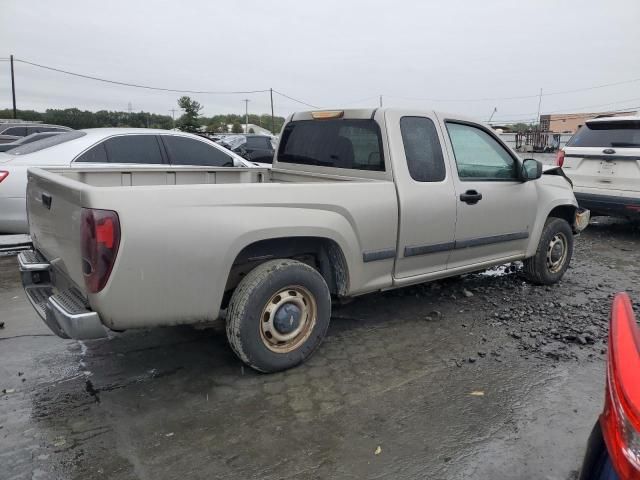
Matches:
[13,58,270,95]
[489,105,640,124]
[489,99,640,123]
[383,77,640,103]
[272,89,319,109]
[545,96,640,114]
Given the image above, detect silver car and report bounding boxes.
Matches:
[0,128,256,233]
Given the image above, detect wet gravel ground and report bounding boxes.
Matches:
[1,217,638,480]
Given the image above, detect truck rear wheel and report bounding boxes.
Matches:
[523,217,573,285]
[226,259,331,373]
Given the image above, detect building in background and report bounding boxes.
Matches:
[540,110,637,133]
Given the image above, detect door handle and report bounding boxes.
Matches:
[460,190,482,205]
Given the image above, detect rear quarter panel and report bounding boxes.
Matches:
[84,180,398,330]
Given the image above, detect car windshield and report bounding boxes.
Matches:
[566,120,640,148]
[8,131,85,155]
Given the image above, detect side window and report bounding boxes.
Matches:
[446,122,517,180]
[162,135,234,167]
[27,127,41,135]
[104,135,164,164]
[3,126,27,136]
[400,117,446,182]
[75,143,108,163]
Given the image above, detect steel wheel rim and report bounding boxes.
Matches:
[546,232,568,273]
[260,285,317,353]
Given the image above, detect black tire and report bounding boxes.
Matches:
[226,259,331,373]
[523,217,574,285]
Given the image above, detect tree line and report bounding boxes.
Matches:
[1,97,286,135]
[0,108,175,130]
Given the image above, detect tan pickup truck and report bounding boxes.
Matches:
[19,108,589,372]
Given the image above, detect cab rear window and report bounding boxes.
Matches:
[277,119,384,171]
[566,120,640,148]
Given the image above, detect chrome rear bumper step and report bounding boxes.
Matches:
[18,250,107,340]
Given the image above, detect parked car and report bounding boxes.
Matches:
[579,293,639,480]
[19,108,588,372]
[558,116,640,219]
[0,122,71,144]
[0,128,256,233]
[0,131,64,152]
[218,134,276,165]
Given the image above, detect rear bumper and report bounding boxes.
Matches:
[574,192,640,218]
[18,250,108,340]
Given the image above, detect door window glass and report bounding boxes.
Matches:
[400,117,446,182]
[104,135,163,164]
[446,122,516,180]
[76,143,108,163]
[163,135,234,166]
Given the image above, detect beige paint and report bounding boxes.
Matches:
[26,108,579,332]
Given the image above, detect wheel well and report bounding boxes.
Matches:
[548,205,576,225]
[223,237,349,306]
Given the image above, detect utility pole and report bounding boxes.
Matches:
[169,108,177,128]
[243,99,249,133]
[488,107,497,122]
[270,88,275,134]
[536,88,543,130]
[379,95,383,107]
[10,54,17,119]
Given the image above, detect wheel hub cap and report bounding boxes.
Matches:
[546,233,568,273]
[273,303,301,334]
[550,242,563,263]
[260,286,318,353]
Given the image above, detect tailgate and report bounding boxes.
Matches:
[563,147,640,192]
[26,168,86,288]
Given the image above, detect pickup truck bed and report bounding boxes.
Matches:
[25,165,398,333]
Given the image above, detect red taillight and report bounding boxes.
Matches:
[556,150,565,167]
[600,293,640,478]
[0,171,8,183]
[81,208,120,293]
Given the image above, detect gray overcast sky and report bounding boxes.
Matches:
[1,0,639,122]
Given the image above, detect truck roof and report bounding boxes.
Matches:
[289,107,484,125]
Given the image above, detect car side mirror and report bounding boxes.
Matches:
[521,158,543,181]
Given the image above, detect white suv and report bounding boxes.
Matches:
[558,116,640,219]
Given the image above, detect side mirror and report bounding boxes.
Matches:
[521,158,543,181]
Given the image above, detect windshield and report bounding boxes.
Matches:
[277,119,384,171]
[8,131,85,155]
[566,120,640,148]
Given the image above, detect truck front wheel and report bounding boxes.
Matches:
[523,217,574,285]
[226,259,331,373]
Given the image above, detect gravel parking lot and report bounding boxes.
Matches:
[1,217,638,480]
